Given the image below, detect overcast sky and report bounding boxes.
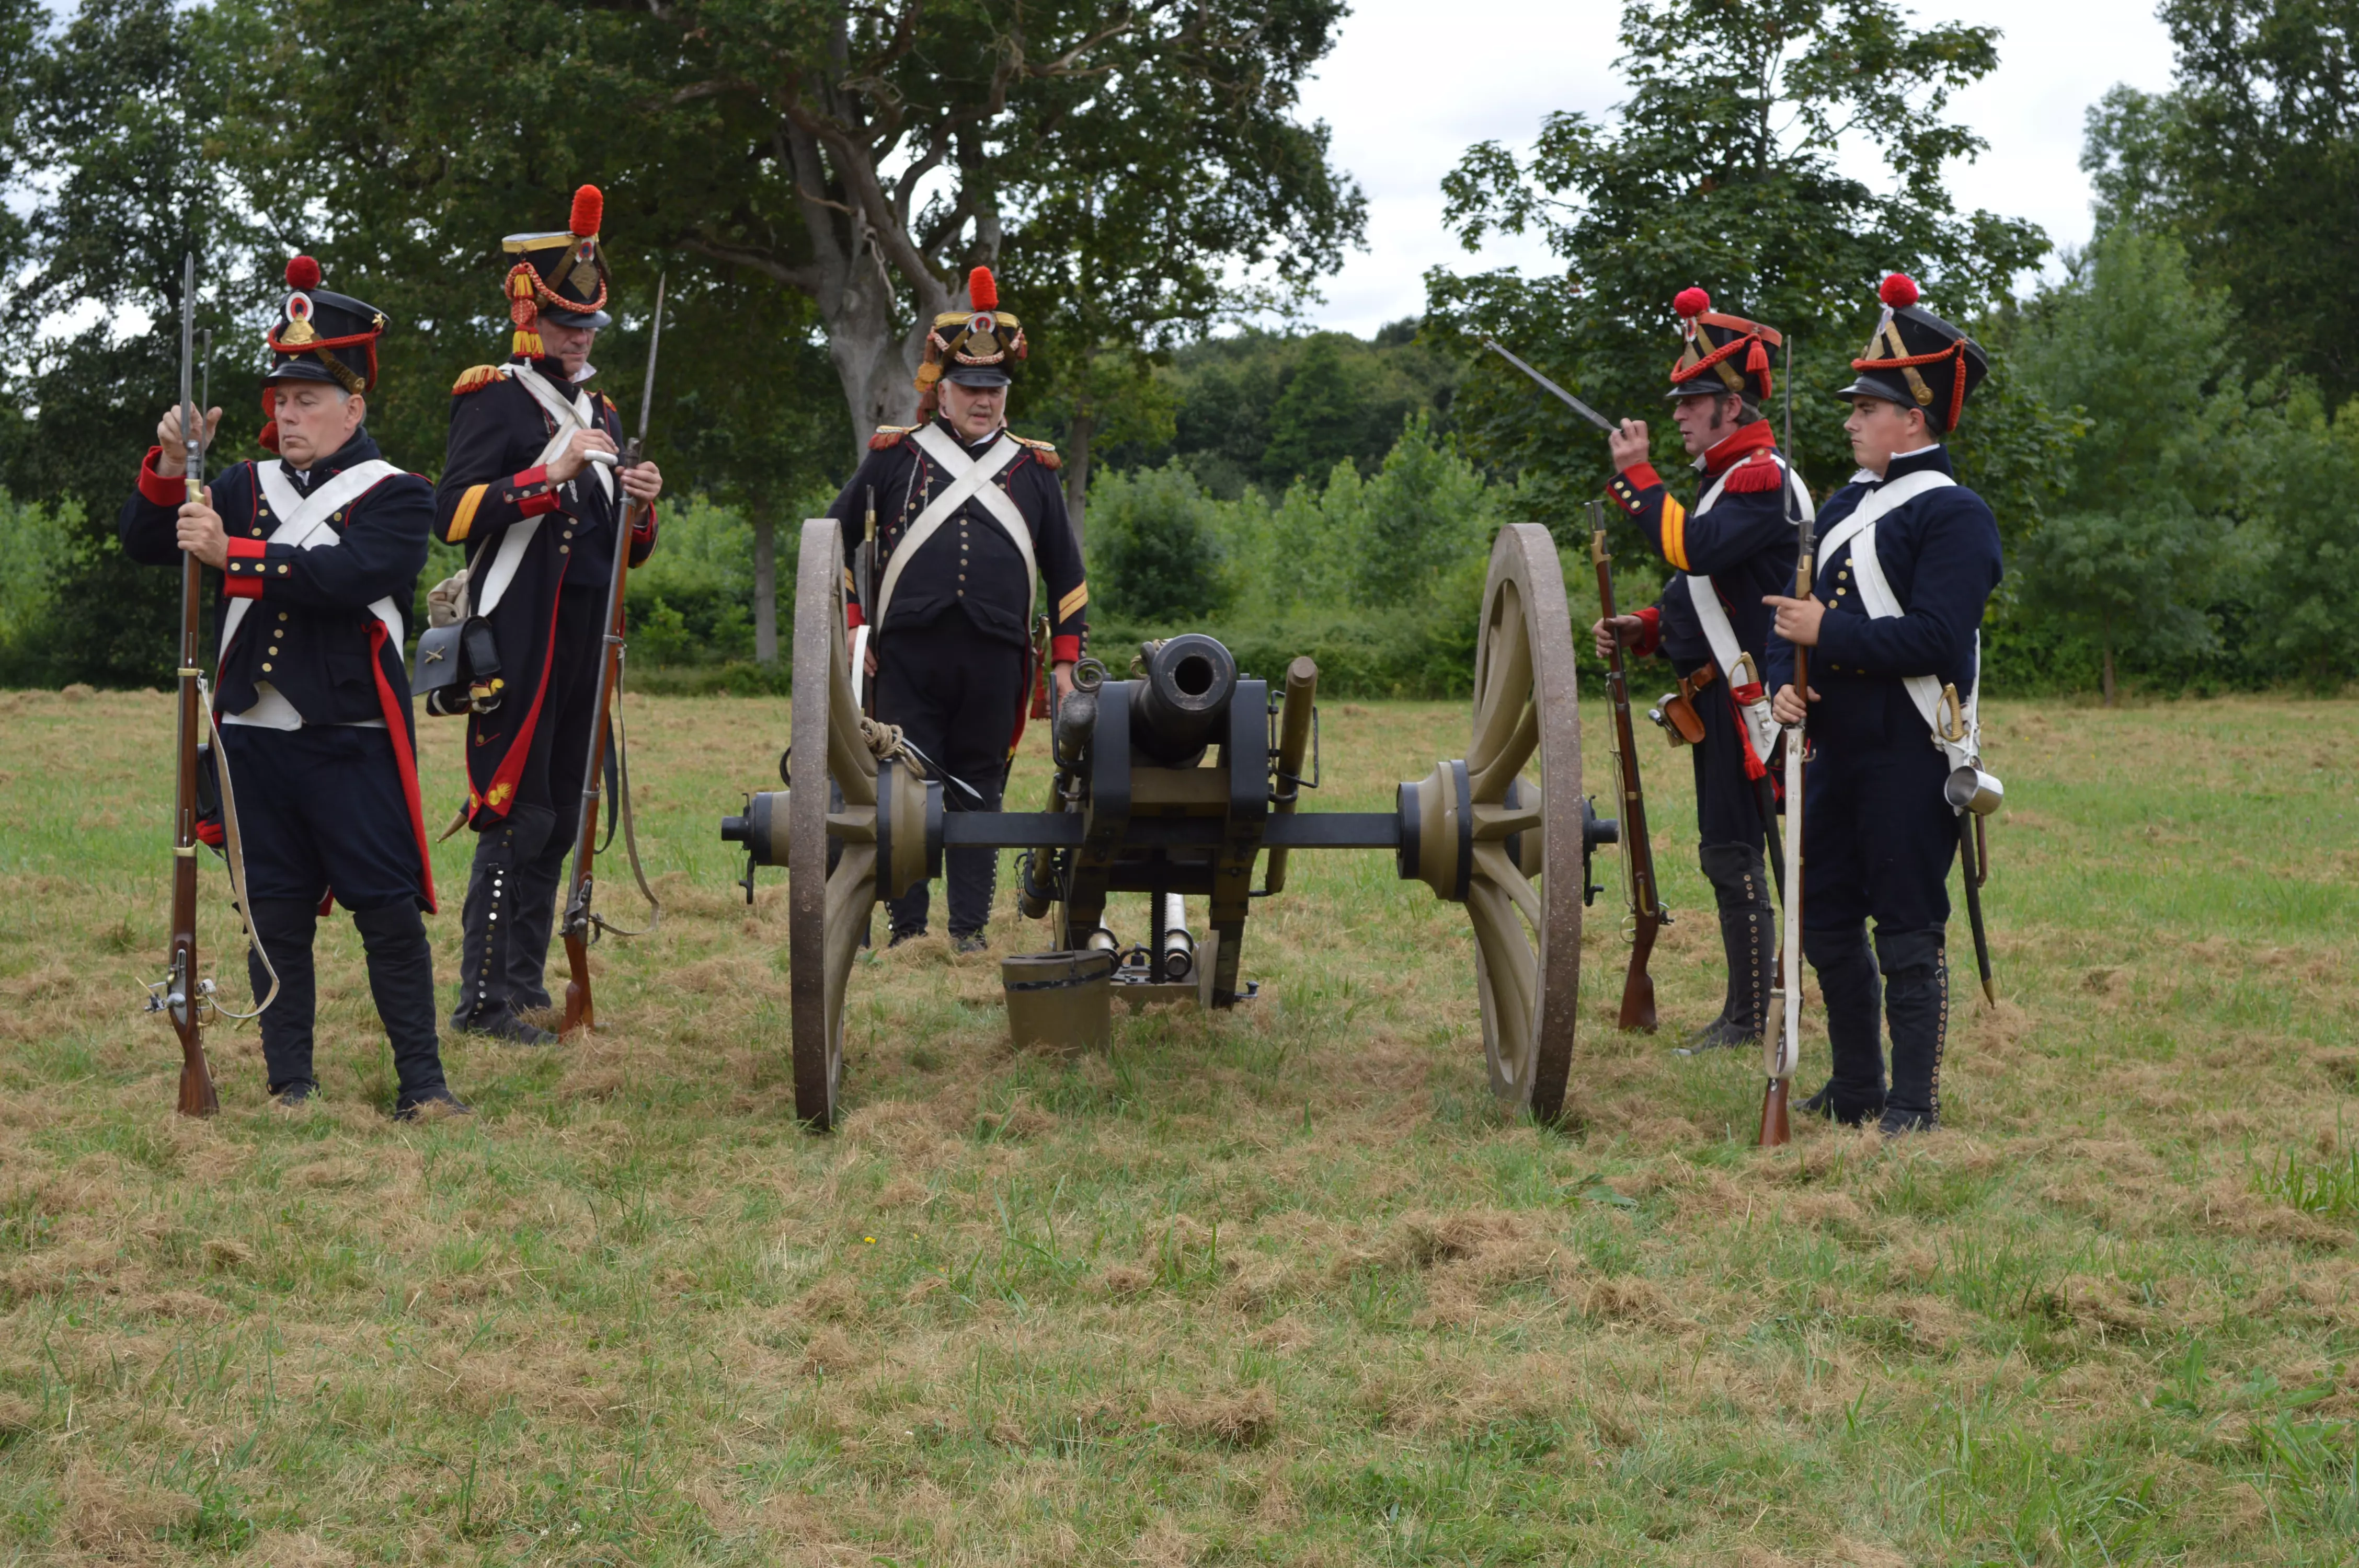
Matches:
[1294,0,2181,335]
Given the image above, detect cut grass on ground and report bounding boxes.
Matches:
[1,686,2355,1565]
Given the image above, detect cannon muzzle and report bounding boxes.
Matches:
[1131,633,1238,765]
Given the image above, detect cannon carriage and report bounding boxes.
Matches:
[722,516,1617,1129]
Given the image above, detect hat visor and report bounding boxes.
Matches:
[265,358,347,388]
[540,305,611,330]
[1835,371,1916,407]
[942,365,1011,388]
[1666,378,1739,401]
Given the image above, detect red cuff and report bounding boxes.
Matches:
[225,537,265,560]
[222,572,264,600]
[1621,462,1662,492]
[845,601,865,630]
[633,502,658,538]
[500,465,560,517]
[1632,606,1663,659]
[139,447,187,507]
[1050,635,1081,664]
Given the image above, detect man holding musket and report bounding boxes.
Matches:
[433,185,663,1043]
[1764,273,2001,1135]
[828,266,1087,952]
[118,256,463,1115]
[1595,289,1803,1054]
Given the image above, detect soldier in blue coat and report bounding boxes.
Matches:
[1596,289,1802,1053]
[1765,273,2002,1135]
[827,266,1087,952]
[119,257,463,1116]
[431,185,662,1044]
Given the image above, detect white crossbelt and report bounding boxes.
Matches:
[1684,454,1813,767]
[469,363,614,618]
[873,424,1038,629]
[218,459,405,663]
[1813,468,1980,768]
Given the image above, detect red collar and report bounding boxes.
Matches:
[1699,420,1778,478]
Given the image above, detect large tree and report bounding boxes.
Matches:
[2082,1,2359,405]
[1426,0,2056,539]
[231,0,1364,469]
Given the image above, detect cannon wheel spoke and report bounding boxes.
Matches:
[1462,524,1584,1121]
[788,517,879,1129]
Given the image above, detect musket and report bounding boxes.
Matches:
[1481,338,1617,433]
[1761,337,1808,1148]
[1590,501,1665,1031]
[1941,685,1998,1006]
[560,273,666,1038]
[151,253,218,1116]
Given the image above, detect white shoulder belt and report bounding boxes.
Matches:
[220,459,406,661]
[1684,454,1813,768]
[1815,469,1981,768]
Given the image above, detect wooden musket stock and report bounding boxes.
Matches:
[1591,506,1663,1032]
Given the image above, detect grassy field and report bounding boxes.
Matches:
[1,682,2355,1565]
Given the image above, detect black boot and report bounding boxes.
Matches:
[945,770,1005,944]
[506,842,566,1016]
[247,899,319,1101]
[354,902,468,1117]
[1678,843,1773,1054]
[1876,927,1948,1136]
[1802,925,1885,1124]
[450,806,558,1044]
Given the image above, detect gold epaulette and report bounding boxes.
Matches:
[869,424,918,451]
[451,365,506,396]
[1011,433,1061,470]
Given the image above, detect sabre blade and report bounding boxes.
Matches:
[1481,337,1618,433]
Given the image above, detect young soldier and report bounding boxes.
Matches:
[1765,273,2001,1135]
[119,257,462,1115]
[433,185,663,1044]
[1595,288,1804,1053]
[829,266,1086,952]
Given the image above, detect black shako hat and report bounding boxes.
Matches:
[1666,287,1781,403]
[502,184,614,353]
[260,254,387,449]
[915,266,1026,413]
[1838,273,1989,431]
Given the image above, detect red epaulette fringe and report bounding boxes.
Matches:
[451,365,504,397]
[869,426,910,451]
[1722,455,1784,494]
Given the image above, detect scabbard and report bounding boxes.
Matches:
[1957,812,1994,1005]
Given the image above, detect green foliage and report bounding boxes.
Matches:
[0,490,90,685]
[2009,227,2254,697]
[1427,0,2062,544]
[2243,387,2359,689]
[2088,1,2359,406]
[1091,417,1507,696]
[1089,465,1232,624]
[1094,326,1462,499]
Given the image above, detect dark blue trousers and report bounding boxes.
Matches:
[216,723,425,910]
[1799,732,1956,936]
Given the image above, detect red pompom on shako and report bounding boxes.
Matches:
[967,266,998,311]
[285,254,322,292]
[1879,272,1920,309]
[570,183,603,239]
[1673,286,1711,319]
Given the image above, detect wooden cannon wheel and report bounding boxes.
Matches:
[1464,523,1585,1121]
[786,517,881,1129]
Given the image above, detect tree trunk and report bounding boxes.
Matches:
[2101,629,2116,708]
[1063,408,1095,551]
[753,515,777,666]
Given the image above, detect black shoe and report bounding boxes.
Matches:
[270,1079,317,1109]
[1800,1078,1883,1127]
[1879,1105,1935,1138]
[395,1086,472,1121]
[468,1011,557,1046]
[952,930,989,955]
[1675,1016,1755,1055]
[888,926,927,949]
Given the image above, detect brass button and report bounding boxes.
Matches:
[278,613,288,621]
[260,663,273,672]
[560,546,570,555]
[278,564,289,573]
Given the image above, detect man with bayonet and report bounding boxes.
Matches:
[1764,273,2001,1136]
[432,185,663,1044]
[1594,290,1804,1054]
[118,256,464,1115]
[827,266,1087,954]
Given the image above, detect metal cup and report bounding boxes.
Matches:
[1944,765,2004,816]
